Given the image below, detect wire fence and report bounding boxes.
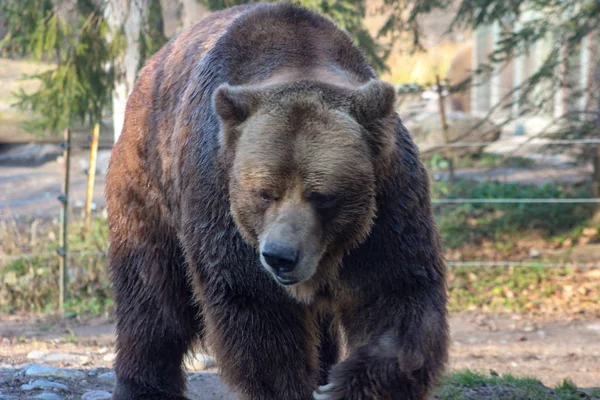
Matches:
[424,138,600,149]
[1,83,600,315]
[433,198,600,204]
[4,252,600,269]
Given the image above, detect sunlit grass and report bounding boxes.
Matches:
[435,370,598,400]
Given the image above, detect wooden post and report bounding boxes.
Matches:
[84,122,100,234]
[58,128,71,314]
[436,75,455,184]
[594,59,600,200]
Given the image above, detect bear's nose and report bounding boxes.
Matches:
[261,243,299,274]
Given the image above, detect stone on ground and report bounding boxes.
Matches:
[81,390,112,400]
[24,365,85,379]
[21,379,69,391]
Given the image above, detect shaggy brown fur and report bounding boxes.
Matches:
[106,3,448,400]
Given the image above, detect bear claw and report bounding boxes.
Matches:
[313,390,330,400]
[313,383,336,399]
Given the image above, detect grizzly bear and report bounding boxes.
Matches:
[106,3,448,400]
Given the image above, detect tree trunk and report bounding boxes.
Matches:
[105,0,209,143]
[179,0,209,30]
[593,36,600,202]
[159,0,209,37]
[105,0,148,143]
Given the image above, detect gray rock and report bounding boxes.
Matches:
[96,371,116,386]
[0,144,63,166]
[24,365,85,379]
[21,379,69,391]
[24,351,91,364]
[81,390,112,400]
[33,393,63,400]
[79,150,112,176]
[87,368,110,378]
[26,350,48,360]
[43,352,91,364]
[184,353,215,371]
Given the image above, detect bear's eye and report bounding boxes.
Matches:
[308,192,339,210]
[257,190,279,203]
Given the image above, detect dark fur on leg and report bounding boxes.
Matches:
[317,312,340,386]
[317,130,449,400]
[191,264,319,400]
[108,211,201,400]
[113,377,190,400]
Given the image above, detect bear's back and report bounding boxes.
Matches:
[110,3,380,214]
[134,3,376,113]
[207,3,376,85]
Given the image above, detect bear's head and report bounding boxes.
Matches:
[213,79,397,297]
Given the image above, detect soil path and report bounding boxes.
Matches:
[1,313,598,399]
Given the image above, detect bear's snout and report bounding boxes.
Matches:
[262,242,299,272]
[256,201,322,286]
[261,241,301,285]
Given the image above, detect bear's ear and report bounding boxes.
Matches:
[213,84,262,150]
[350,80,398,176]
[213,84,261,125]
[350,79,397,127]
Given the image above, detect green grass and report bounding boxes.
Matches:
[432,180,595,249]
[425,153,536,171]
[435,370,599,400]
[474,154,535,169]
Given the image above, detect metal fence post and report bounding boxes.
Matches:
[58,128,71,314]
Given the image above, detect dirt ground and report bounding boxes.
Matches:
[0,146,106,219]
[0,312,598,399]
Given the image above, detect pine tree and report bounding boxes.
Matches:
[1,0,118,135]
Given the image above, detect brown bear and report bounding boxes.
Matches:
[106,3,449,400]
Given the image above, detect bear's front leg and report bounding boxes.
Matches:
[201,273,319,400]
[315,286,448,400]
